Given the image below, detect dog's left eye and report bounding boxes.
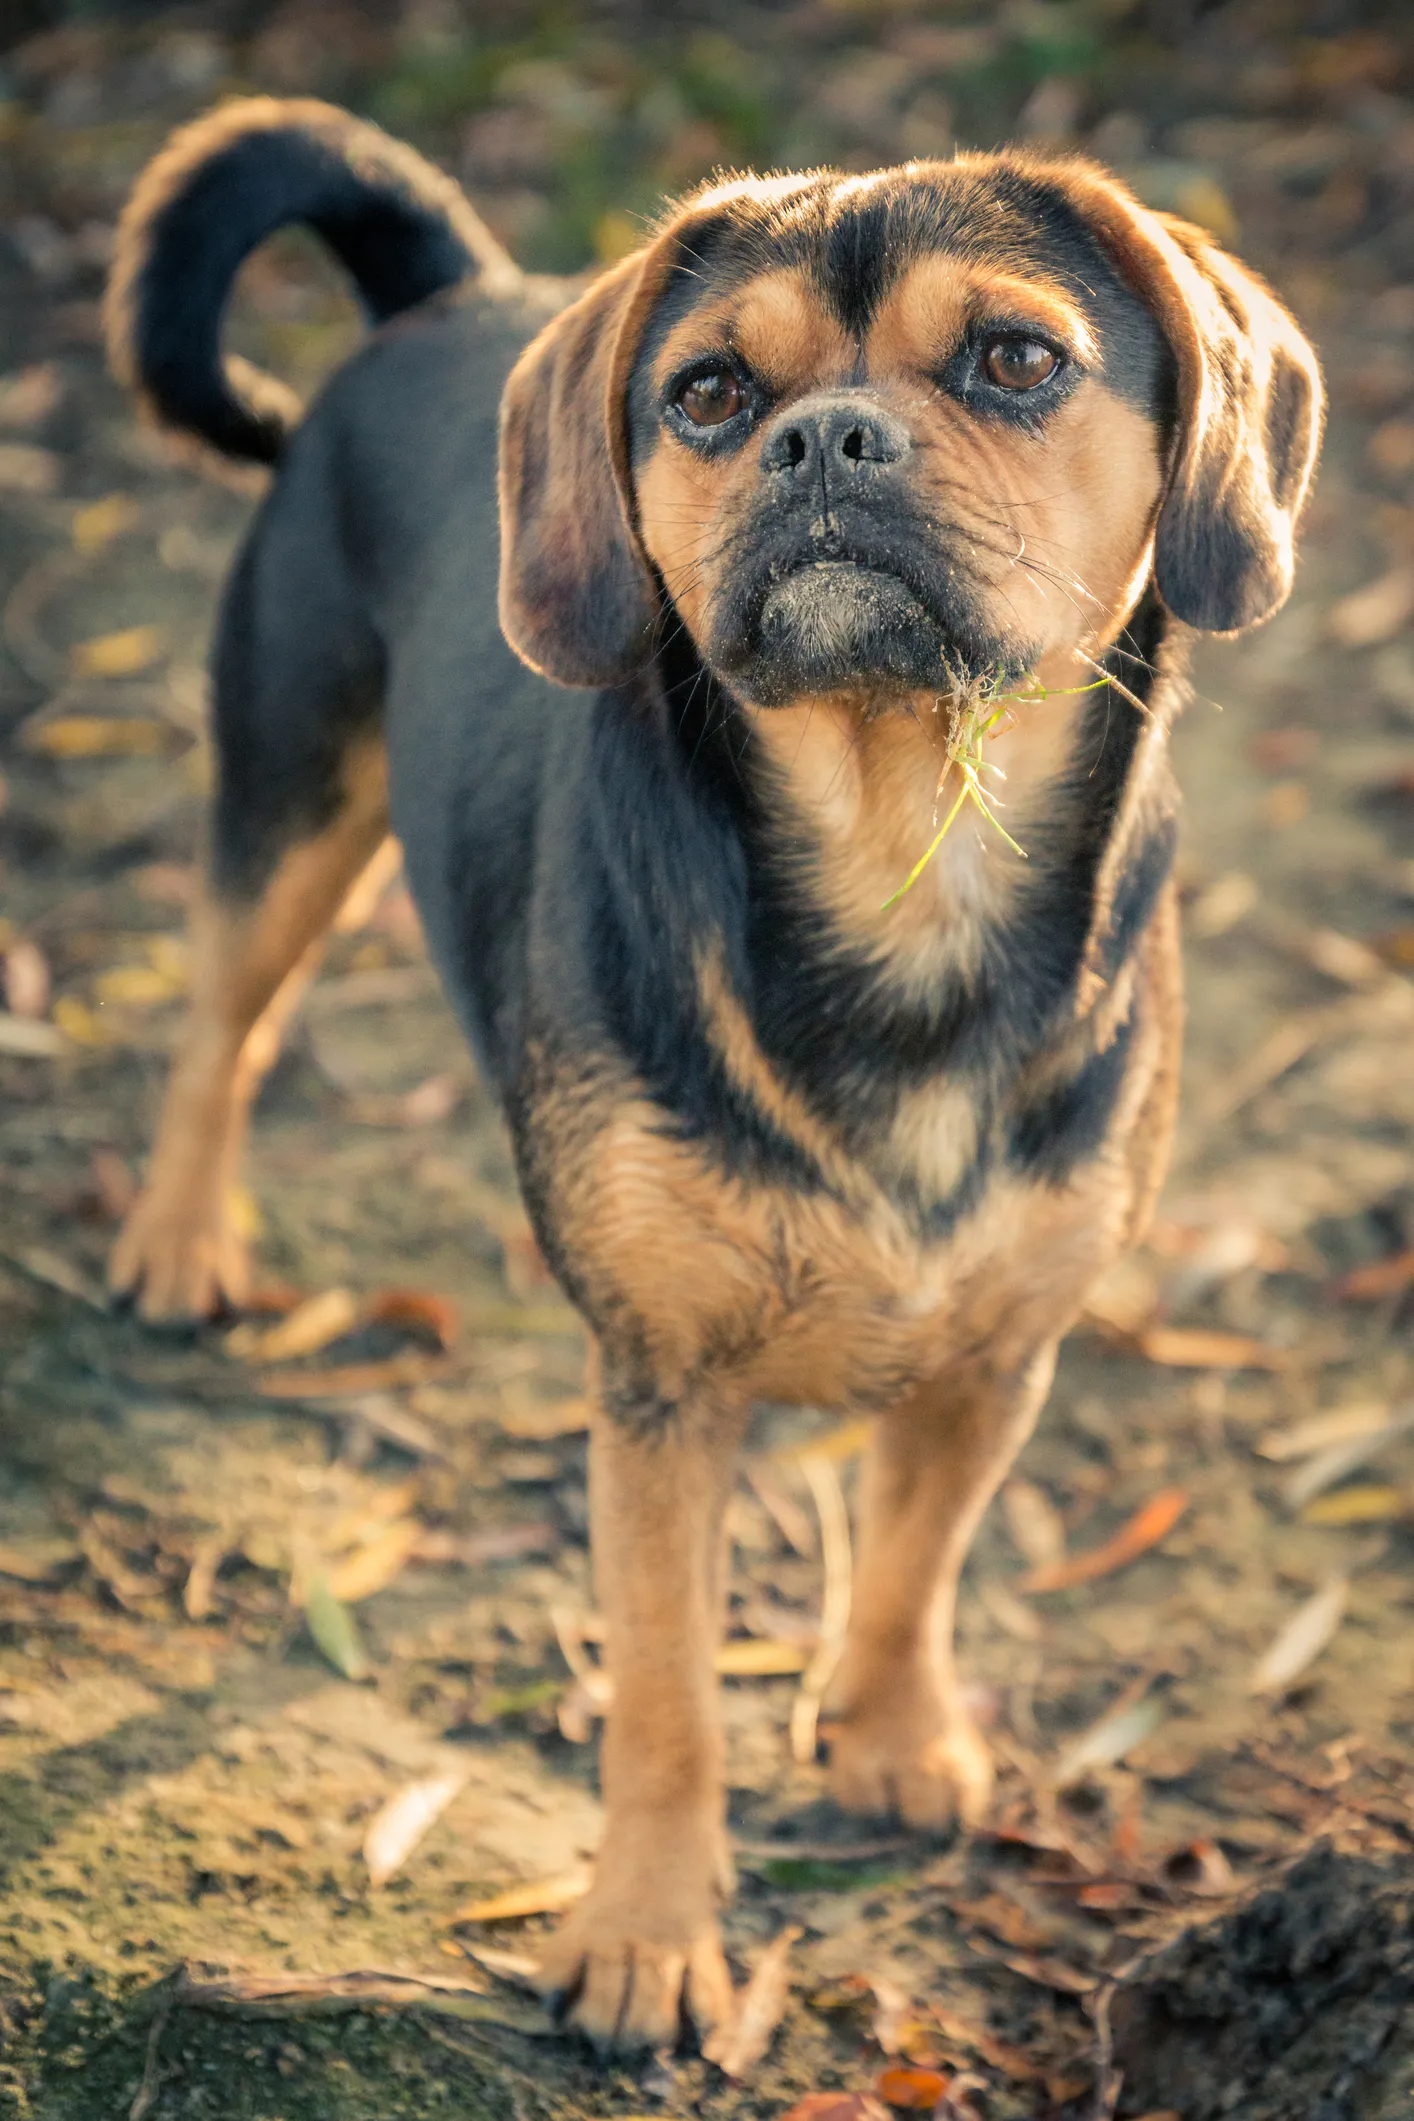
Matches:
[980,337,1060,391]
[676,370,746,426]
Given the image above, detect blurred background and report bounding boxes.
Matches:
[3,8,1414,2121]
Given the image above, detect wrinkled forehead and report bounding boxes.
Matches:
[632,162,1172,420]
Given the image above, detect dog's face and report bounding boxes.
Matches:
[498,156,1323,700]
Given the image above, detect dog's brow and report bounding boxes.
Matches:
[870,258,1100,371]
[652,268,850,395]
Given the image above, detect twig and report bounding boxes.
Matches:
[171,1964,550,2035]
[790,1452,852,1765]
[1088,1980,1123,2120]
[128,1997,171,2121]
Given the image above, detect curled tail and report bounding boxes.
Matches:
[106,95,520,465]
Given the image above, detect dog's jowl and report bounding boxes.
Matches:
[106,99,1323,2053]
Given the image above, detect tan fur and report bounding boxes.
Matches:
[109,737,390,1319]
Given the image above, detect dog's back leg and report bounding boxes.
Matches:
[110,445,389,1322]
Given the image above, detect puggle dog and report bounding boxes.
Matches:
[106,99,1322,2053]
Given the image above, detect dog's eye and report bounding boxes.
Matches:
[676,370,746,426]
[980,337,1060,392]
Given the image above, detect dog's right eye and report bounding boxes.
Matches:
[676,370,746,427]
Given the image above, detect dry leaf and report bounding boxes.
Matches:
[361,1287,460,1350]
[3,939,49,1019]
[364,1769,468,1887]
[451,1867,592,1923]
[1137,1327,1292,1371]
[0,442,59,493]
[184,1536,224,1621]
[1281,1410,1414,1510]
[0,1537,81,1583]
[875,2065,951,2110]
[1249,1577,1348,1696]
[1301,1485,1409,1526]
[1018,1489,1189,1593]
[327,1517,423,1604]
[704,1923,800,2077]
[256,1352,450,1400]
[228,1287,358,1363]
[778,2099,890,2121]
[1332,1247,1414,1301]
[0,1011,65,1057]
[26,715,172,759]
[1001,1480,1066,1571]
[1256,1402,1390,1461]
[1327,565,1414,648]
[1053,1693,1163,1788]
[716,1638,812,1677]
[0,363,62,428]
[303,1573,370,1682]
[1187,869,1258,940]
[93,963,182,1007]
[71,492,139,552]
[70,624,167,678]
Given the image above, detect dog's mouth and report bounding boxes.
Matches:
[708,540,1014,708]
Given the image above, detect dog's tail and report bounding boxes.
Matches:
[105,96,521,466]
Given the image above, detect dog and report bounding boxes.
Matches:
[104,97,1322,2054]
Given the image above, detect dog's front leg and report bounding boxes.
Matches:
[821,1343,1059,1831]
[538,1374,747,2053]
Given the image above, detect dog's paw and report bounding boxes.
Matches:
[536,1892,734,2055]
[108,1186,249,1324]
[821,1694,994,1831]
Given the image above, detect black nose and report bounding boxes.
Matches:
[762,392,911,480]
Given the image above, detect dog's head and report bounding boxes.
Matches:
[498,155,1322,704]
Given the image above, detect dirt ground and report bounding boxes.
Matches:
[2,5,1414,2118]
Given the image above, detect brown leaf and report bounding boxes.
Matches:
[361,1287,460,1350]
[451,1867,592,1924]
[1331,1247,1414,1300]
[875,2066,951,2110]
[69,624,167,678]
[716,1638,812,1676]
[1017,1489,1189,1592]
[704,1923,800,2078]
[25,715,174,759]
[1302,1484,1410,1526]
[1001,1479,1066,1571]
[364,1769,468,1887]
[71,491,139,553]
[1137,1327,1292,1371]
[1327,565,1414,647]
[778,2099,891,2121]
[3,939,49,1019]
[227,1287,358,1363]
[1256,1402,1390,1460]
[1249,1577,1348,1695]
[0,1537,81,1583]
[327,1517,423,1604]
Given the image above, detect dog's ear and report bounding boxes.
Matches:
[1049,164,1324,634]
[498,245,672,688]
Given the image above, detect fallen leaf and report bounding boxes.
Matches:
[227,1287,358,1363]
[992,1951,1096,1994]
[1187,869,1258,940]
[69,624,167,678]
[0,441,59,493]
[1332,1248,1414,1301]
[1327,565,1414,648]
[93,963,183,1007]
[361,1287,460,1350]
[71,492,139,552]
[1249,1577,1348,1696]
[1137,1327,1292,1371]
[25,715,173,759]
[778,2099,890,2121]
[1053,1693,1163,1788]
[704,1923,800,2078]
[495,1395,590,1440]
[1256,1402,1391,1460]
[875,2066,951,2111]
[1301,1484,1409,1526]
[1161,1840,1235,1897]
[303,1572,370,1681]
[0,1538,81,1583]
[327,1517,423,1604]
[256,1352,452,1400]
[184,1536,224,1621]
[364,1769,468,1887]
[1001,1479,1066,1571]
[716,1638,812,1677]
[1017,1489,1189,1593]
[3,939,49,1019]
[0,1011,65,1057]
[0,363,62,427]
[451,1867,592,1923]
[1282,1410,1414,1510]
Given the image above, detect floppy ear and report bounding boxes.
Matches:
[1052,164,1324,634]
[498,246,670,688]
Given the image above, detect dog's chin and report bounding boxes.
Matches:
[716,561,952,708]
